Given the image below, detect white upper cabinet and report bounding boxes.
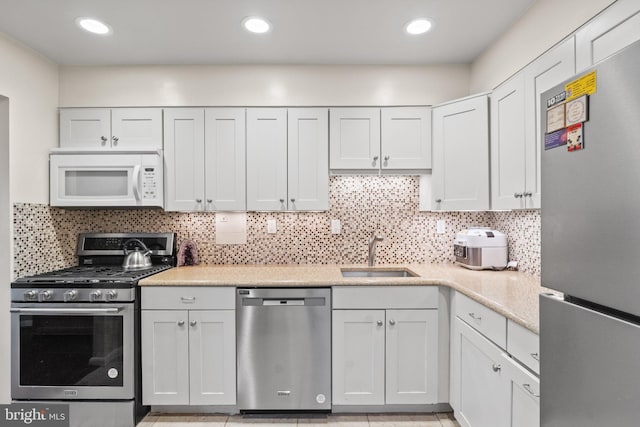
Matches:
[330,107,431,172]
[164,108,246,212]
[330,108,381,170]
[491,74,527,210]
[432,94,490,211]
[163,108,206,212]
[60,109,111,148]
[575,0,640,72]
[288,108,329,211]
[523,37,575,209]
[246,108,329,211]
[205,108,246,211]
[60,108,162,149]
[246,108,288,211]
[381,107,432,170]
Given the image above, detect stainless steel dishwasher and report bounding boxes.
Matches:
[237,288,331,412]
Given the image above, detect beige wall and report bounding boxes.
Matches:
[0,32,58,404]
[0,97,9,404]
[0,33,59,203]
[470,0,616,92]
[59,64,470,107]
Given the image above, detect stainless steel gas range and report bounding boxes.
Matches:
[10,232,176,427]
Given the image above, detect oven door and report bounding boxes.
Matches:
[49,151,163,208]
[11,303,134,400]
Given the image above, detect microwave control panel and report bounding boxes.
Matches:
[142,167,158,199]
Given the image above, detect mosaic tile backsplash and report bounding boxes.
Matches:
[13,176,541,278]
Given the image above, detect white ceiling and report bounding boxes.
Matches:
[0,0,534,65]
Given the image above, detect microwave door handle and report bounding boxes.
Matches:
[132,165,141,201]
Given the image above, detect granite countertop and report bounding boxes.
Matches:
[139,263,554,334]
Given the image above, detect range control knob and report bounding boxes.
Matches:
[89,290,103,302]
[38,290,52,302]
[106,290,118,301]
[24,290,38,301]
[63,290,77,302]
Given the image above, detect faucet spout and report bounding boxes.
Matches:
[368,231,384,267]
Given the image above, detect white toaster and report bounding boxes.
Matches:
[454,228,508,270]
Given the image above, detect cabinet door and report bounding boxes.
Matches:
[329,108,380,170]
[332,310,385,405]
[59,108,111,148]
[502,354,540,427]
[575,0,640,72]
[385,309,438,405]
[454,318,510,427]
[188,310,236,405]
[524,37,575,209]
[288,108,329,211]
[381,107,431,170]
[111,108,163,149]
[141,310,190,405]
[491,74,527,210]
[432,95,490,211]
[204,108,246,211]
[163,108,205,211]
[246,108,288,211]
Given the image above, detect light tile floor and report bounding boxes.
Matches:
[138,413,461,427]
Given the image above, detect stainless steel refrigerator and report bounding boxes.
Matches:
[540,40,640,426]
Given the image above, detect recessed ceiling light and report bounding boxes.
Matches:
[405,18,432,35]
[242,16,271,34]
[75,17,112,35]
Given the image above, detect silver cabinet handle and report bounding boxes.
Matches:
[190,320,197,327]
[376,320,383,326]
[514,193,523,198]
[372,155,379,166]
[523,383,540,397]
[279,198,285,203]
[206,199,212,203]
[383,155,390,167]
[290,198,295,203]
[530,352,540,361]
[492,363,502,372]
[389,319,396,326]
[468,312,482,321]
[523,191,533,197]
[177,320,185,326]
[435,198,442,203]
[195,199,202,203]
[112,136,119,145]
[101,136,108,146]
[181,296,196,303]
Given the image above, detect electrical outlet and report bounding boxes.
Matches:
[436,219,446,234]
[331,219,341,234]
[267,219,277,234]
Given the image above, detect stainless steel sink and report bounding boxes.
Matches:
[340,268,419,278]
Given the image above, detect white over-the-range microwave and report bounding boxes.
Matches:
[50,148,164,207]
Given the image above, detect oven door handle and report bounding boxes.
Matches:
[10,307,123,315]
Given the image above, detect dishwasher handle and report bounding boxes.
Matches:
[263,299,305,306]
[242,297,327,307]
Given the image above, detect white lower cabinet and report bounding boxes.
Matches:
[450,292,540,427]
[141,287,236,406]
[332,286,441,407]
[454,318,510,427]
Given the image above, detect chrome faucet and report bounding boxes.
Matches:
[368,231,384,267]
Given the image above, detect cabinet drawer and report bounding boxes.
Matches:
[507,320,540,374]
[142,286,235,310]
[333,286,439,309]
[455,292,506,349]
